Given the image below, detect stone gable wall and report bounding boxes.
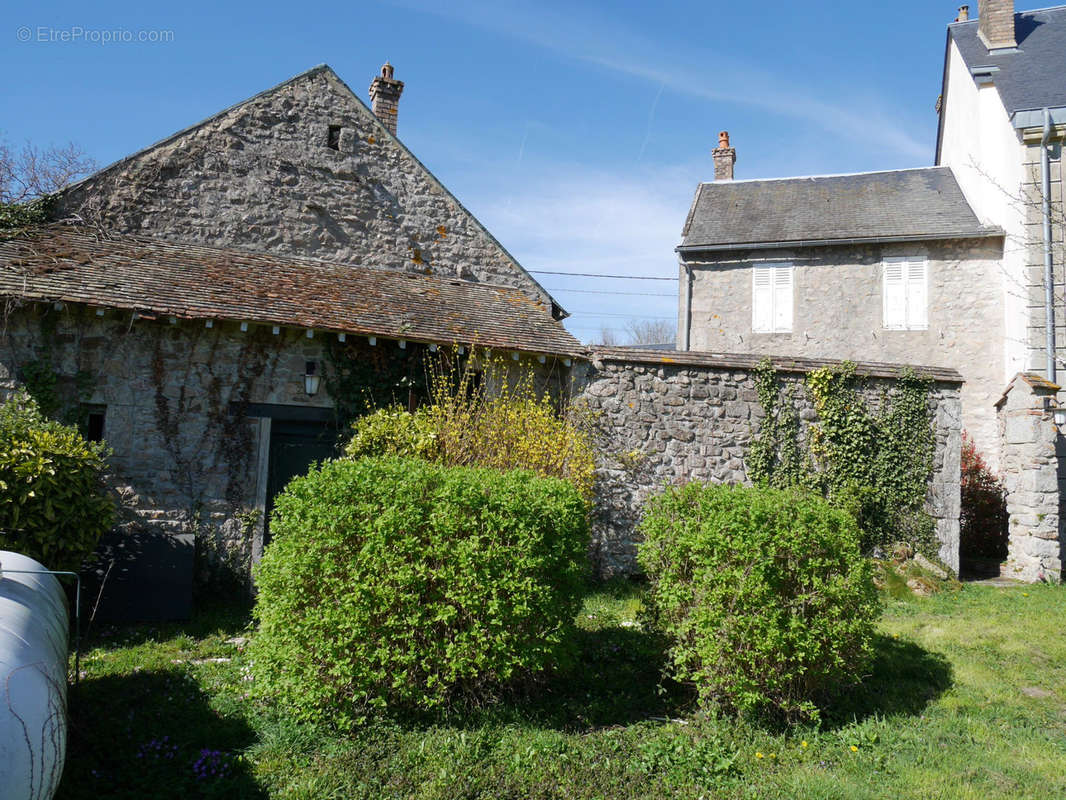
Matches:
[573,353,963,577]
[57,68,546,300]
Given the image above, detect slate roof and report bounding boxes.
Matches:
[950,5,1066,122]
[679,167,999,251]
[0,226,584,357]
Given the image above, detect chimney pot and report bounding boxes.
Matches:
[956,5,970,22]
[369,61,405,136]
[977,0,1016,50]
[712,131,736,181]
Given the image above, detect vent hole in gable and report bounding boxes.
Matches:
[327,125,341,150]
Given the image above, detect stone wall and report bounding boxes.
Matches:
[574,348,963,577]
[681,237,1004,466]
[57,66,550,304]
[997,373,1065,582]
[0,302,403,584]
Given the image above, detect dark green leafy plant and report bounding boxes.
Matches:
[0,195,55,235]
[0,391,114,570]
[250,456,589,729]
[638,483,880,724]
[749,359,938,556]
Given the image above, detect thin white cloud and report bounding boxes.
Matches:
[464,162,689,342]
[390,0,929,161]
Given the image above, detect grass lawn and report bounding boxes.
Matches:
[57,580,1066,799]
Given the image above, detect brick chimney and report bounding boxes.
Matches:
[369,62,404,136]
[956,5,970,22]
[712,131,736,181]
[977,0,1016,50]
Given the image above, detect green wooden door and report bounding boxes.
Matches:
[265,420,339,544]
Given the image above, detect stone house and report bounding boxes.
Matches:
[0,63,581,615]
[677,0,1065,470]
[676,163,1004,459]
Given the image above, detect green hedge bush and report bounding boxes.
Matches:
[0,392,114,570]
[638,483,880,723]
[250,456,589,729]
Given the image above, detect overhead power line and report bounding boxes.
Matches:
[551,288,676,297]
[532,270,678,281]
[569,310,675,319]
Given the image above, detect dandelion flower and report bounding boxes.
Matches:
[850,745,858,752]
[755,752,764,759]
[801,741,808,748]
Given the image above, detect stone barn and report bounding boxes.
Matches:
[0,63,581,616]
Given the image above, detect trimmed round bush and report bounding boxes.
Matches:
[0,392,114,570]
[250,456,589,729]
[638,483,880,723]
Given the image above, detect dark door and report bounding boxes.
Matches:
[265,419,339,545]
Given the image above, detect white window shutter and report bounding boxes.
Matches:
[752,266,773,332]
[883,259,906,329]
[772,265,793,332]
[905,259,928,329]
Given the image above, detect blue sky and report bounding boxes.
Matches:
[2,0,981,342]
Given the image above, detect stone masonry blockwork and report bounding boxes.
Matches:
[573,352,963,577]
[57,68,549,302]
[997,374,1066,582]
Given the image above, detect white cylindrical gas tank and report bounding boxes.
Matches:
[0,550,69,800]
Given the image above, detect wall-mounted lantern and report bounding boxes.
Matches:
[1056,406,1066,427]
[304,361,321,397]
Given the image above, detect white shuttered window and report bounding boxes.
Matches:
[752,263,793,333]
[882,257,928,330]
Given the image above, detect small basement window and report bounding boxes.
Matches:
[326,125,341,150]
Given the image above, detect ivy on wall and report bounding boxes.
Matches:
[15,306,97,427]
[749,359,938,556]
[0,195,55,237]
[323,338,428,430]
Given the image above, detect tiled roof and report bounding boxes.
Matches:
[950,6,1066,120]
[680,167,999,251]
[0,225,584,357]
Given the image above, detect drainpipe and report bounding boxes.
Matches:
[1042,108,1056,383]
[682,260,693,351]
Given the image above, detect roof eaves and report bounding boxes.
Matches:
[677,228,1005,254]
[1011,106,1066,129]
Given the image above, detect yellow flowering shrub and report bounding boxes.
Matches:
[345,354,596,504]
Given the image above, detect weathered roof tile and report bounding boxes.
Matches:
[0,225,584,357]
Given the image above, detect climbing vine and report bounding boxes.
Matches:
[14,306,97,426]
[323,338,428,430]
[748,359,812,491]
[0,195,55,238]
[750,359,938,556]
